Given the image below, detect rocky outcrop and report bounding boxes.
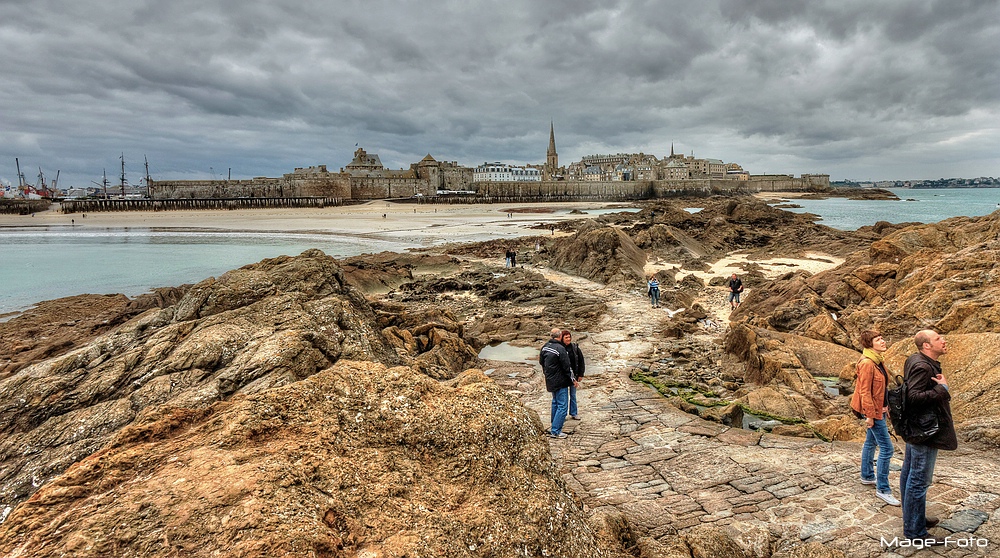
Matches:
[728,212,1000,442]
[549,225,648,287]
[621,198,872,261]
[0,287,188,380]
[386,264,607,347]
[340,251,460,294]
[0,361,617,557]
[0,249,401,515]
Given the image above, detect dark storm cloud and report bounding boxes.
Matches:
[1,0,998,189]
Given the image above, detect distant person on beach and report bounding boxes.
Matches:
[561,330,585,420]
[728,273,744,310]
[539,328,574,439]
[647,276,660,308]
[899,330,956,545]
[849,330,898,506]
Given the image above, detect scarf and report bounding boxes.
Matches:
[862,348,883,366]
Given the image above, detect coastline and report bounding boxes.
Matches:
[0,200,635,241]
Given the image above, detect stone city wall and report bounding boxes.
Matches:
[148,173,828,201]
[351,177,429,199]
[149,178,289,200]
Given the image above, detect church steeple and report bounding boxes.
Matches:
[545,121,558,180]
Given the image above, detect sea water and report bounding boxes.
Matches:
[0,228,413,315]
[773,187,1000,231]
[2,191,997,314]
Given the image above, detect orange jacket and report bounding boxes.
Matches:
[850,357,888,420]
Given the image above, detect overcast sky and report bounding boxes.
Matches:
[2,0,998,189]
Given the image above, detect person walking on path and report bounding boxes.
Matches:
[727,273,744,310]
[647,276,660,308]
[539,328,575,439]
[561,330,585,421]
[849,330,899,506]
[899,329,957,545]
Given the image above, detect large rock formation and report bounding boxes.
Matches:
[549,224,648,288]
[0,287,187,380]
[727,211,1000,443]
[0,250,402,515]
[0,361,614,557]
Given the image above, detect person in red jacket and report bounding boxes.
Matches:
[849,330,899,506]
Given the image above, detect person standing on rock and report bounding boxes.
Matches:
[510,249,517,268]
[647,276,660,308]
[727,273,744,310]
[561,330,585,421]
[504,249,512,268]
[539,328,575,439]
[899,330,956,545]
[849,330,899,506]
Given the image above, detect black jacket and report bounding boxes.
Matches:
[728,277,743,292]
[902,352,958,450]
[539,339,574,392]
[565,342,585,379]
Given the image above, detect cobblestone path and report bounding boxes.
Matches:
[485,267,999,558]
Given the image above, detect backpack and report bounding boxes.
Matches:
[887,373,941,443]
[886,374,907,438]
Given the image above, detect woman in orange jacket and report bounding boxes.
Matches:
[850,330,900,506]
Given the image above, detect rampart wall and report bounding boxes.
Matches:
[148,172,828,201]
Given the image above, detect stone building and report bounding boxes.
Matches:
[149,147,472,200]
[473,163,541,182]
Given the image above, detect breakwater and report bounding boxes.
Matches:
[0,199,51,215]
[60,197,345,213]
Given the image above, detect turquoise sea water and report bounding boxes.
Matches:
[773,187,1000,231]
[1,191,998,314]
[0,229,411,315]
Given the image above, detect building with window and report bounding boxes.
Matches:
[473,162,541,182]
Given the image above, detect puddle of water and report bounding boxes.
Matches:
[816,377,842,397]
[742,412,764,430]
[478,342,539,363]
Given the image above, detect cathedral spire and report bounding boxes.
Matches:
[545,121,558,180]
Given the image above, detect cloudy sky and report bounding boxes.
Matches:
[2,0,998,189]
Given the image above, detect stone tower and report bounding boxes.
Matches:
[545,121,558,180]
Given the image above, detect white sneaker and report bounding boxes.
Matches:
[860,478,876,486]
[876,491,901,506]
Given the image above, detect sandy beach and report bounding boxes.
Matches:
[0,200,638,247]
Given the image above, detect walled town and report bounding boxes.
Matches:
[144,125,828,202]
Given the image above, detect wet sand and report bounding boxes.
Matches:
[0,200,634,245]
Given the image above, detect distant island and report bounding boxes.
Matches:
[833,177,1000,189]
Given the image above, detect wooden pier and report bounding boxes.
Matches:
[60,197,345,213]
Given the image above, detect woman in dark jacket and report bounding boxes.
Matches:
[561,330,585,420]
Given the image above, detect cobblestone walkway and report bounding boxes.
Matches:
[485,267,999,558]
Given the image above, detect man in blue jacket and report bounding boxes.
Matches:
[900,330,957,545]
[539,328,575,439]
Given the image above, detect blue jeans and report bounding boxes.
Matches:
[550,387,569,436]
[900,443,938,539]
[860,418,894,493]
[649,288,659,306]
[569,384,578,417]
